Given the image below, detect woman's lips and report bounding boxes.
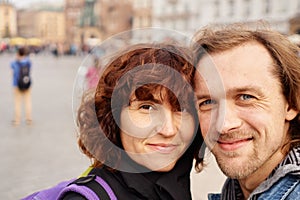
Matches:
[147,143,178,154]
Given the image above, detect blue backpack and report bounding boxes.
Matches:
[21,174,117,200]
[17,61,31,91]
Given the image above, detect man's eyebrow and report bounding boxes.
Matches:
[227,86,265,97]
[195,85,265,100]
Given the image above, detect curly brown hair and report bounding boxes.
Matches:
[77,43,204,172]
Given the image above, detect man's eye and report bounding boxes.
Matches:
[240,94,255,100]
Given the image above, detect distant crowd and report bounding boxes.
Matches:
[0,41,94,57]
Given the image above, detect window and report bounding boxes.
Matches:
[214,0,220,18]
[244,0,250,17]
[265,0,270,14]
[4,8,9,16]
[228,0,234,17]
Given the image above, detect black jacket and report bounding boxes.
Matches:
[62,147,194,200]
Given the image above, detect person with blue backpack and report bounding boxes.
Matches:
[22,42,204,200]
[10,47,32,126]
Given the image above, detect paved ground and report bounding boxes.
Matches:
[0,52,226,200]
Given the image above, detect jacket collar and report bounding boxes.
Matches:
[250,146,300,197]
[220,146,300,200]
[119,147,194,200]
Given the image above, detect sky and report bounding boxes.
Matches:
[11,0,63,8]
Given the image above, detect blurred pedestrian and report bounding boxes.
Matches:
[10,47,32,125]
[85,57,101,89]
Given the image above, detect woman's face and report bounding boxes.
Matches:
[120,89,195,172]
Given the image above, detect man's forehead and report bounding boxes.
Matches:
[194,54,225,95]
[194,71,225,99]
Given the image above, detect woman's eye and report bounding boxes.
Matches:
[180,108,188,112]
[139,104,154,110]
[176,107,188,113]
[198,99,217,111]
[200,99,216,106]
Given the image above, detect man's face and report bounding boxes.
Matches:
[194,42,297,179]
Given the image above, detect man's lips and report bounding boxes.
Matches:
[216,137,253,151]
[147,143,178,154]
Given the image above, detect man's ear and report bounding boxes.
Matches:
[286,106,298,121]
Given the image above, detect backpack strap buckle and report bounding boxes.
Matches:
[71,174,96,185]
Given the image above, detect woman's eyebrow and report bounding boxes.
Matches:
[195,94,211,100]
[130,98,162,104]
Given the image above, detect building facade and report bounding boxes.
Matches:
[18,10,65,44]
[0,0,17,38]
[64,0,85,46]
[289,13,300,34]
[96,0,133,40]
[64,0,133,49]
[36,11,66,44]
[132,0,300,36]
[6,0,300,49]
[195,0,300,34]
[151,0,199,36]
[132,0,152,28]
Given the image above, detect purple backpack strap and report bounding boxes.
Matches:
[21,179,76,200]
[58,175,117,200]
[94,176,117,200]
[58,183,100,200]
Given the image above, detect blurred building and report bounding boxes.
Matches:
[18,9,65,44]
[75,0,101,50]
[65,0,133,49]
[195,0,300,34]
[64,0,85,46]
[131,0,200,37]
[17,10,36,38]
[36,10,66,44]
[97,0,133,39]
[5,0,300,50]
[151,0,200,36]
[289,13,300,34]
[132,0,152,28]
[132,0,300,36]
[0,0,17,38]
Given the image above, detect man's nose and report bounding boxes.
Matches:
[216,101,242,134]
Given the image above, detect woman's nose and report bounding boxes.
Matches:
[156,109,178,137]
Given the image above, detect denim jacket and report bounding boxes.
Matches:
[208,146,300,200]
